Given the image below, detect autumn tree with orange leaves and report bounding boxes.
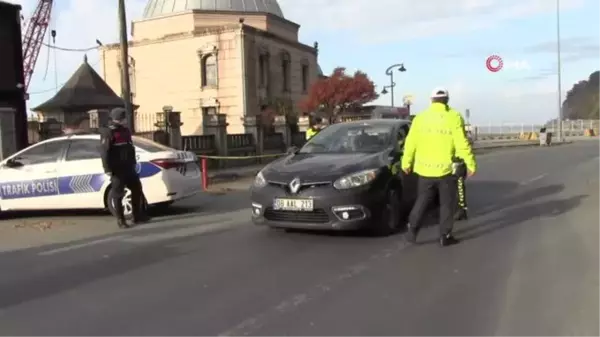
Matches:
[298,67,378,118]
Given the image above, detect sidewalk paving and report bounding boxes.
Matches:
[208,164,265,181]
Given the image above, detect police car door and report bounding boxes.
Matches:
[57,138,107,209]
[0,139,68,210]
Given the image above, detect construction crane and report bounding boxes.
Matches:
[22,0,53,92]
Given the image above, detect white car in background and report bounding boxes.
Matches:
[0,133,202,218]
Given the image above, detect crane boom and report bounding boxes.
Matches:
[22,0,53,92]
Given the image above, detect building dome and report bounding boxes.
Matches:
[142,0,285,19]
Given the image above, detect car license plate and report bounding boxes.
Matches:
[273,198,313,211]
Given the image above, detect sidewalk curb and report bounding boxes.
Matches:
[208,169,261,182]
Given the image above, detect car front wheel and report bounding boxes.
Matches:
[370,189,401,236]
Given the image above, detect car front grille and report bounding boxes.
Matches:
[263,208,330,224]
[267,181,331,194]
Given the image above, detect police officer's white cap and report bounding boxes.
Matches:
[430,87,449,98]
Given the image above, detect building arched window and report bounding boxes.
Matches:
[202,54,217,87]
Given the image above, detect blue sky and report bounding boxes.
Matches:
[11,0,600,126]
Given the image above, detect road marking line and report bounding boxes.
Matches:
[122,220,242,243]
[519,174,547,185]
[218,241,410,336]
[38,235,127,256]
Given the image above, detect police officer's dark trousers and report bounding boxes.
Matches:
[408,174,457,236]
[110,170,144,220]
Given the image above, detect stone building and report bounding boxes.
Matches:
[100,0,322,135]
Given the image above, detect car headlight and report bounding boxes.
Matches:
[333,169,379,190]
[253,171,267,188]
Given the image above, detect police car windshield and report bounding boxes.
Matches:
[132,136,173,152]
[299,123,394,154]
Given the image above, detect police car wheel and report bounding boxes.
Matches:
[107,188,147,220]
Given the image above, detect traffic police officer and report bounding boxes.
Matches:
[100,108,150,228]
[401,87,476,246]
[306,116,324,140]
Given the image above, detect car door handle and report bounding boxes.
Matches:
[44,170,57,173]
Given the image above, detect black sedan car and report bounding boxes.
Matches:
[250,119,418,235]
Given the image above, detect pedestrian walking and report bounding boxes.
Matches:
[100,107,150,228]
[401,87,477,246]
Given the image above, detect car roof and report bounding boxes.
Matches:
[39,130,157,143]
[39,133,101,143]
[335,119,410,127]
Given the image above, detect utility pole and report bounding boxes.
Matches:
[118,0,134,130]
[556,0,563,142]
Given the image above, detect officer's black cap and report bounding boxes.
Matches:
[110,107,127,121]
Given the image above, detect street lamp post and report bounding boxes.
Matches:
[381,63,406,107]
[556,0,563,142]
[381,83,395,98]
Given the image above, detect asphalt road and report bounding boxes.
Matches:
[0,141,598,335]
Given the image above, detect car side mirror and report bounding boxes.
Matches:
[4,158,23,168]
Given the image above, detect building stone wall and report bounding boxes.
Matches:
[243,26,318,118]
[101,11,318,135]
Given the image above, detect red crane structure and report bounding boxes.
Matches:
[22,0,53,92]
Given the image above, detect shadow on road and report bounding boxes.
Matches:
[0,190,251,259]
[419,181,578,243]
[0,237,197,310]
[456,194,587,241]
[469,183,565,217]
[0,188,250,222]
[418,181,567,237]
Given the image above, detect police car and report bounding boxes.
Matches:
[0,132,202,218]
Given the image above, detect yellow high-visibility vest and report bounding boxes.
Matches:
[306,127,318,140]
[401,103,477,177]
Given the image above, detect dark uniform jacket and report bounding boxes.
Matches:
[100,125,137,174]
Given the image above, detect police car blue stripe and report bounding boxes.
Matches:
[0,162,163,199]
[138,162,162,178]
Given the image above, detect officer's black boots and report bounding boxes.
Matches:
[405,224,419,244]
[454,208,468,221]
[440,233,459,246]
[117,218,130,229]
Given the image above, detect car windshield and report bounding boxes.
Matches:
[299,122,394,154]
[132,136,174,152]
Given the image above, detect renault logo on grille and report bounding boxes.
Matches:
[289,177,301,194]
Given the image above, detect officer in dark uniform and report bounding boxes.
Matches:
[100,108,150,228]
